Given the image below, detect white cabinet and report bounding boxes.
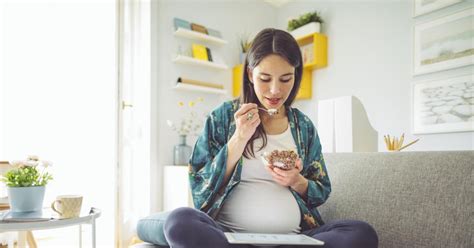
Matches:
[163,165,194,211]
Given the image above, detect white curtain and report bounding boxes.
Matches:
[116,0,151,247]
[1,0,116,246]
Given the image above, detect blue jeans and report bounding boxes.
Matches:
[163,207,378,248]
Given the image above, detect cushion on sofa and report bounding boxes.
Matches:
[137,211,170,247]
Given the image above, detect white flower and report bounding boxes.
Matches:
[168,98,206,136]
[27,155,39,161]
[24,160,38,167]
[41,160,53,168]
[9,156,52,169]
[10,160,25,168]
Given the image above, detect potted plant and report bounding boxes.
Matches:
[239,34,252,64]
[1,155,53,212]
[287,11,324,38]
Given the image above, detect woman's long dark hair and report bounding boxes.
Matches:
[241,28,303,159]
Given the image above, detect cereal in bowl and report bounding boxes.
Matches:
[262,150,298,170]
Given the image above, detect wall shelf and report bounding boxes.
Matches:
[232,64,243,97]
[296,32,328,70]
[295,32,328,100]
[174,28,228,45]
[172,23,229,96]
[173,55,228,70]
[173,83,227,95]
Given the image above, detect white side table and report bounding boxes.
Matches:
[163,165,193,211]
[0,207,101,248]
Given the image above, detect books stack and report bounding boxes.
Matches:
[191,23,208,35]
[173,17,222,38]
[191,44,213,62]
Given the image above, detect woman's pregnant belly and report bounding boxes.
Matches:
[216,180,301,234]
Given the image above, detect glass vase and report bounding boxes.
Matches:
[174,135,192,166]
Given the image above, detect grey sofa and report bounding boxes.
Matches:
[135,151,473,247]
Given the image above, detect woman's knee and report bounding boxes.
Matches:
[163,207,202,239]
[350,220,378,247]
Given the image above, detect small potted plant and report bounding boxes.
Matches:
[287,11,324,38]
[1,155,53,212]
[239,34,253,64]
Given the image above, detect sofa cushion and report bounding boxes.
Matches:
[319,151,473,248]
[137,211,170,247]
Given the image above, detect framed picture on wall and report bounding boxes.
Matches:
[413,8,473,75]
[413,0,462,17]
[413,74,473,134]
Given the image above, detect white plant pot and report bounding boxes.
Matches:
[290,22,321,39]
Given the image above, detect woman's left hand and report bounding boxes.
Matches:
[265,158,306,188]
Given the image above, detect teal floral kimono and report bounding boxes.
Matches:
[188,99,331,231]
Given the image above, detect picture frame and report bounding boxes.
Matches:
[413,74,473,134]
[413,8,473,75]
[413,0,462,17]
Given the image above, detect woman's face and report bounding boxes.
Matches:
[248,54,295,112]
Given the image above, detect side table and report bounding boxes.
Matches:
[0,202,36,247]
[0,207,101,248]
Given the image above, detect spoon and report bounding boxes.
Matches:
[258,107,279,116]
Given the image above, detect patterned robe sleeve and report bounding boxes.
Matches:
[302,121,331,209]
[188,106,229,211]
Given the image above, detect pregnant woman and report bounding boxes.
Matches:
[163,28,378,248]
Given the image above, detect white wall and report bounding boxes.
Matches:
[276,0,474,151]
[152,0,277,211]
[151,0,473,209]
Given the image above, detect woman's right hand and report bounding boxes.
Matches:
[233,103,260,142]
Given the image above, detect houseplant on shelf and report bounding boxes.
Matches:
[239,34,252,64]
[1,155,53,212]
[167,97,206,165]
[287,11,324,38]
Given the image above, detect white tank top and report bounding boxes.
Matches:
[216,125,301,234]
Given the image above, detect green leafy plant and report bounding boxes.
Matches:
[287,11,324,32]
[239,34,253,53]
[1,156,53,187]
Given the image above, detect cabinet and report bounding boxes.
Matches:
[163,165,194,211]
[232,32,327,100]
[173,27,229,95]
